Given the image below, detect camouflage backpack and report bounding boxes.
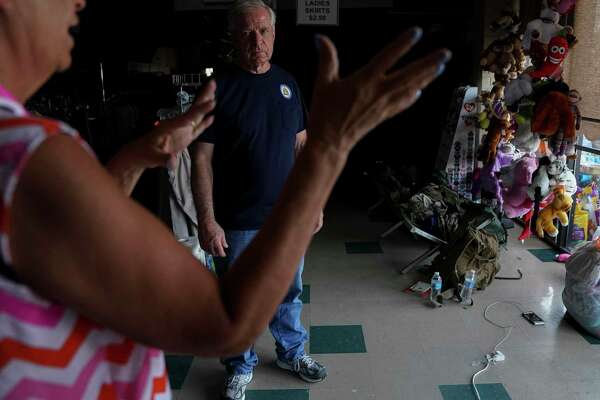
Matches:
[431,226,501,291]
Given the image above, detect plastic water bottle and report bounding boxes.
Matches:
[460,270,477,305]
[430,272,442,302]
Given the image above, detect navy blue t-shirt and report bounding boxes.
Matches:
[198,64,307,230]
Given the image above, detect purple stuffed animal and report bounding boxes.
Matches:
[502,154,539,218]
[480,144,516,210]
[556,0,577,15]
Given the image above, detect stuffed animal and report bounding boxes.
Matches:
[565,89,582,156]
[528,165,551,200]
[547,154,578,195]
[478,113,515,165]
[518,194,554,241]
[481,41,515,84]
[502,154,538,218]
[532,91,575,140]
[479,116,504,165]
[480,157,504,210]
[505,74,533,106]
[480,143,516,210]
[490,9,522,37]
[512,118,541,154]
[536,186,573,237]
[523,8,562,50]
[481,35,525,85]
[529,35,570,80]
[490,84,505,105]
[562,26,578,49]
[478,92,493,130]
[569,89,582,131]
[523,8,563,67]
[550,89,581,156]
[555,0,578,15]
[478,85,507,130]
[511,36,528,77]
[495,42,518,82]
[480,41,503,72]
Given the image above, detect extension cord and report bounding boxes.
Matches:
[472,302,525,400]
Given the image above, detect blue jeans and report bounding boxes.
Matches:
[215,229,308,375]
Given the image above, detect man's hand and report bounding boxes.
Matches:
[200,219,229,257]
[136,81,217,170]
[314,210,324,234]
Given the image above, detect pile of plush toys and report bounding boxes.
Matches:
[473,0,581,241]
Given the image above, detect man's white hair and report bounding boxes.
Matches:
[228,0,276,31]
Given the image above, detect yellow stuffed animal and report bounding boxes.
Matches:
[536,186,573,238]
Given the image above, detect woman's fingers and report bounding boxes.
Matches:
[385,89,424,118]
[186,99,216,128]
[180,79,217,135]
[194,115,215,135]
[364,27,424,77]
[194,80,216,104]
[384,49,452,96]
[315,35,340,86]
[175,99,216,143]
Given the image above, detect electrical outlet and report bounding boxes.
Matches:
[490,351,505,362]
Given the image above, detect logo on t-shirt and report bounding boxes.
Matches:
[280,84,292,100]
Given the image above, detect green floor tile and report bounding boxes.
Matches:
[565,313,600,345]
[527,249,557,262]
[165,355,194,390]
[246,389,309,400]
[310,325,367,354]
[439,383,511,400]
[345,241,383,254]
[300,284,310,304]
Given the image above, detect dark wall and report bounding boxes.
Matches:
[271,5,482,203]
[36,0,482,210]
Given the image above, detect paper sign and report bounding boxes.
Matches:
[297,0,339,26]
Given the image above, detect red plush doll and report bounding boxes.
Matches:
[529,36,569,80]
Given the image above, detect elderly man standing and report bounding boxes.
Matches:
[191,0,326,398]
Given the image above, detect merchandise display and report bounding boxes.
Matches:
[474,0,582,244]
[567,137,600,249]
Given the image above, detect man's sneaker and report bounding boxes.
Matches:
[221,372,253,400]
[276,355,327,383]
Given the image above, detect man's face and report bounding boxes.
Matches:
[5,0,85,73]
[232,7,275,70]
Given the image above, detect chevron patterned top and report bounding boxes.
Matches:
[0,87,171,400]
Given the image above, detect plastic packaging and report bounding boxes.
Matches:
[563,242,600,339]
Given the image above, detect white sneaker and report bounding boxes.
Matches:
[276,355,327,383]
[221,372,253,400]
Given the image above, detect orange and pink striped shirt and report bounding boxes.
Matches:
[0,86,171,399]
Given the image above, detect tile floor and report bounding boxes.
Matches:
[171,203,600,400]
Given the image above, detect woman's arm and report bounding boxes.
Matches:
[9,31,450,356]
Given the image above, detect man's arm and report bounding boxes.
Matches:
[191,142,228,257]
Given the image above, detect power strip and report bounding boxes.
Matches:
[487,350,505,363]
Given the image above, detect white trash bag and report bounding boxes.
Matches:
[563,242,600,338]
